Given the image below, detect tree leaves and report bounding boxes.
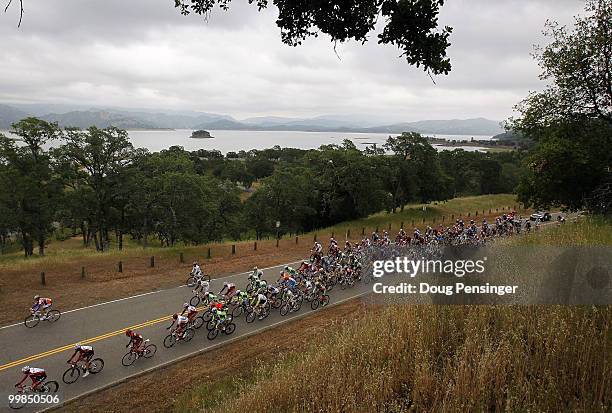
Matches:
[174,0,452,75]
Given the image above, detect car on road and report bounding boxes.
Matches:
[530,211,552,221]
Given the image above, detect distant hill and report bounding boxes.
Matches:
[492,129,525,140]
[40,110,157,129]
[196,117,504,136]
[0,103,504,136]
[0,104,28,128]
[366,118,504,136]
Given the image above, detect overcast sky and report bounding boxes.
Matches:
[0,0,584,122]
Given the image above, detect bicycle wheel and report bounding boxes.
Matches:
[224,323,236,335]
[311,298,320,310]
[143,344,157,358]
[186,276,197,287]
[121,352,137,366]
[24,315,39,328]
[202,273,211,282]
[42,380,59,393]
[89,358,104,374]
[62,367,80,384]
[183,328,195,342]
[280,304,290,316]
[163,334,176,348]
[202,310,213,322]
[232,305,244,318]
[46,310,61,323]
[192,316,204,329]
[206,320,216,331]
[189,295,201,307]
[207,328,219,340]
[245,310,256,323]
[321,294,330,307]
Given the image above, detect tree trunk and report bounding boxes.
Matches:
[143,216,149,249]
[93,229,101,252]
[118,230,123,251]
[38,235,45,256]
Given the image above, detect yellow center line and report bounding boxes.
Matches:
[0,306,207,372]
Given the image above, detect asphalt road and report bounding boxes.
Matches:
[0,260,372,412]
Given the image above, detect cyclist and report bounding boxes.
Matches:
[250,292,268,318]
[15,366,47,391]
[68,343,94,377]
[180,303,198,322]
[234,289,250,307]
[220,282,237,299]
[211,302,228,329]
[193,278,210,295]
[191,261,202,277]
[282,273,297,291]
[31,295,53,318]
[125,329,144,354]
[249,266,263,281]
[168,313,189,338]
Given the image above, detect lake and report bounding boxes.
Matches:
[127,129,492,153]
[0,129,492,153]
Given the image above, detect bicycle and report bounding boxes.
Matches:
[206,316,236,340]
[186,272,211,288]
[280,295,302,316]
[310,292,330,310]
[62,358,104,384]
[163,327,195,348]
[9,381,59,410]
[246,301,271,323]
[121,339,157,366]
[24,309,61,328]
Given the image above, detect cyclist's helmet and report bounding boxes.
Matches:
[215,303,223,310]
[172,313,178,320]
[284,266,289,271]
[183,302,189,308]
[34,295,40,300]
[125,329,132,336]
[74,343,82,350]
[22,366,30,373]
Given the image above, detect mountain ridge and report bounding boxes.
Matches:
[0,103,504,136]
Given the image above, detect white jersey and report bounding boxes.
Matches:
[29,368,45,374]
[177,315,188,324]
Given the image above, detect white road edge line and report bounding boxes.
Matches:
[0,260,302,331]
[40,291,371,413]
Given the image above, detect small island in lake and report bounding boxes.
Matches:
[190,130,214,139]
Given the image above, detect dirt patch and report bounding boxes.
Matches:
[55,298,367,413]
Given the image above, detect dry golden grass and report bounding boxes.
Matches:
[211,305,610,413]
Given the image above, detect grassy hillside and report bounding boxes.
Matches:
[176,218,611,413]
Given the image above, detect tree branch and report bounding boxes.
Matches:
[4,0,23,27]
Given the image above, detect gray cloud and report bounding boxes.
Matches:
[0,0,584,122]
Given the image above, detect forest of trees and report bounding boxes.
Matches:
[0,122,521,256]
